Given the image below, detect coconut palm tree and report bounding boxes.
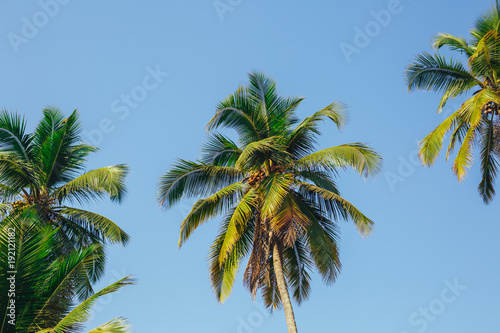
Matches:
[405,0,500,203]
[0,210,133,333]
[0,108,129,250]
[157,72,382,333]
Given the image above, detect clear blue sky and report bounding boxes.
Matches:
[1,0,498,332]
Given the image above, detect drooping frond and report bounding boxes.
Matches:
[58,207,130,245]
[297,182,374,235]
[283,236,313,304]
[294,200,341,285]
[207,85,262,145]
[157,160,242,208]
[37,277,134,333]
[471,0,500,43]
[286,102,348,158]
[218,189,258,265]
[478,118,499,202]
[419,108,463,166]
[295,143,382,178]
[469,31,500,83]
[406,52,481,94]
[200,133,242,167]
[85,317,131,333]
[179,182,245,247]
[432,33,475,56]
[0,110,32,162]
[56,165,129,204]
[209,211,254,302]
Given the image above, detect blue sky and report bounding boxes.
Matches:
[1,0,499,332]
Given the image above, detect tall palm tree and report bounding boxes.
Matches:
[157,72,382,333]
[0,108,129,249]
[0,210,133,333]
[405,0,500,203]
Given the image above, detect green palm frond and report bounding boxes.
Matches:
[297,182,374,235]
[157,160,242,207]
[432,33,475,56]
[259,173,294,220]
[218,189,258,265]
[419,108,463,166]
[36,277,134,333]
[56,165,129,204]
[201,133,242,167]
[286,102,348,158]
[283,237,312,305]
[0,111,32,162]
[179,182,245,247]
[295,143,382,177]
[469,31,500,82]
[406,52,481,94]
[85,317,131,333]
[208,86,262,145]
[209,212,254,302]
[478,118,499,202]
[294,200,341,285]
[235,136,281,172]
[58,207,130,245]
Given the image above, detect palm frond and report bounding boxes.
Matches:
[218,189,258,265]
[56,165,129,204]
[58,207,130,245]
[85,317,131,333]
[406,52,481,94]
[178,182,245,247]
[37,277,134,333]
[157,160,242,208]
[286,102,348,158]
[209,212,254,302]
[432,33,475,56]
[295,143,382,178]
[478,118,499,202]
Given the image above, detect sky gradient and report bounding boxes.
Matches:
[1,0,498,332]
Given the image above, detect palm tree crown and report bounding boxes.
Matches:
[0,108,129,248]
[0,210,133,333]
[158,72,382,333]
[406,0,500,203]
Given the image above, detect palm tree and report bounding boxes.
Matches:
[405,0,500,203]
[157,72,382,333]
[0,210,133,333]
[0,108,129,249]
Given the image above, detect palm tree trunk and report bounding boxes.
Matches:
[272,242,298,333]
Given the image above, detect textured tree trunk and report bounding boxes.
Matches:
[273,242,298,333]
